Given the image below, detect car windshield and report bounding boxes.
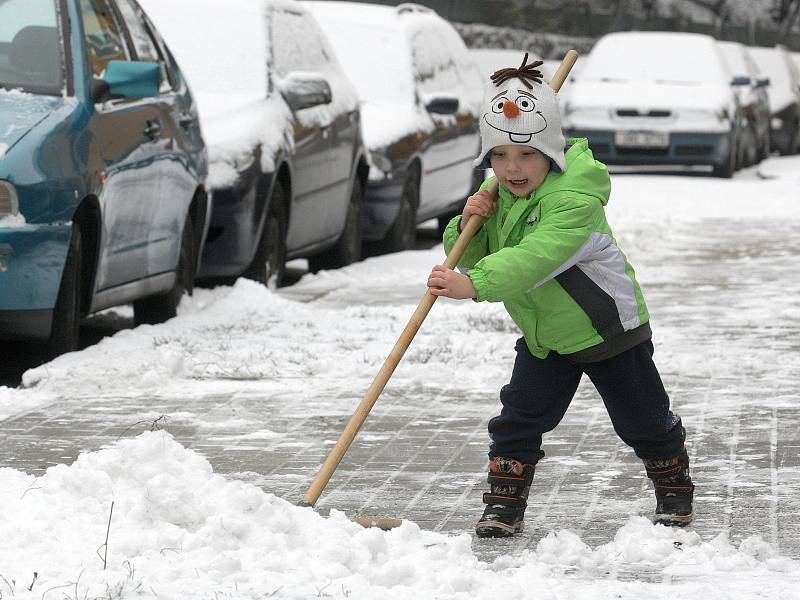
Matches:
[0,0,64,94]
[583,34,727,86]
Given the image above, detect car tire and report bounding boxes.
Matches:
[758,131,770,162]
[133,213,195,326]
[308,177,362,273]
[376,163,418,254]
[712,141,735,178]
[47,226,82,358]
[244,180,288,288]
[777,115,800,156]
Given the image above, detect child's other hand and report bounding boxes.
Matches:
[427,265,476,299]
[460,189,496,231]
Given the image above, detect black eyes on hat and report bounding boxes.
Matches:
[491,96,536,113]
[517,97,535,112]
[492,97,508,113]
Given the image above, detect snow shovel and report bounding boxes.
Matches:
[301,49,580,529]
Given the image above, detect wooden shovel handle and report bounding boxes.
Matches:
[302,181,495,507]
[302,49,579,508]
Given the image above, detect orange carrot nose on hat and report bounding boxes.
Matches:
[502,101,521,118]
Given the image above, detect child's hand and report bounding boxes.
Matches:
[460,189,496,231]
[427,265,476,299]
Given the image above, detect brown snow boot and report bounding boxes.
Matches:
[643,447,695,526]
[475,456,535,538]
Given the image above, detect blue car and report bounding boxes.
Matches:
[0,0,209,357]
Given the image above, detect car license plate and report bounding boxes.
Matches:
[614,131,670,148]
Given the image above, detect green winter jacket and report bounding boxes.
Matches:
[443,138,651,362]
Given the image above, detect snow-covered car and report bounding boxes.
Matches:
[0,0,209,357]
[718,40,772,166]
[562,31,743,178]
[139,0,368,285]
[306,1,483,252]
[748,45,800,156]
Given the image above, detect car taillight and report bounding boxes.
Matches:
[0,181,19,217]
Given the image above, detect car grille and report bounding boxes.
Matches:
[616,147,669,156]
[616,109,672,118]
[674,145,714,156]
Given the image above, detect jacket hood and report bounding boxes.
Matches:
[533,137,611,206]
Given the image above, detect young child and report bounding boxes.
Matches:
[427,55,694,538]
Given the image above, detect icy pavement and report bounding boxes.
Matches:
[1,159,800,597]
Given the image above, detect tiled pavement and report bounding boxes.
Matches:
[1,215,799,577]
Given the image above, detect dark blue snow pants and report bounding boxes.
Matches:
[488,337,686,464]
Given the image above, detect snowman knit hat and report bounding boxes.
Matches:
[473,53,567,172]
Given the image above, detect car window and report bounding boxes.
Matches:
[0,0,64,94]
[113,0,158,62]
[80,0,129,77]
[272,9,331,78]
[113,0,173,92]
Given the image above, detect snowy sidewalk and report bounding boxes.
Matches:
[2,163,800,595]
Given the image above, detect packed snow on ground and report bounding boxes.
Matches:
[1,156,800,598]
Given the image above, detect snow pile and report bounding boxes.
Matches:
[0,212,25,228]
[0,431,797,599]
[16,272,514,417]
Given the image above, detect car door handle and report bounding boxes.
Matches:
[144,119,162,139]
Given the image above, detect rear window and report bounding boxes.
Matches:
[0,0,64,94]
[583,33,727,86]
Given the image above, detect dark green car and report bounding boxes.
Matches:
[0,0,209,357]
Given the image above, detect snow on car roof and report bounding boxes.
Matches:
[305,1,481,149]
[138,0,269,98]
[139,0,358,189]
[303,1,415,106]
[582,31,729,86]
[748,45,799,113]
[718,40,749,78]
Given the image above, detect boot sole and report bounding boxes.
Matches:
[475,519,524,538]
[654,512,694,527]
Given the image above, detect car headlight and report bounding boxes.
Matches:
[771,117,784,129]
[0,181,19,217]
[369,152,393,174]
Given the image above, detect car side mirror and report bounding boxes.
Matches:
[424,94,459,115]
[731,75,752,86]
[278,73,332,111]
[93,60,160,103]
[756,77,770,88]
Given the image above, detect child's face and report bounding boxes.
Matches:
[489,145,550,197]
